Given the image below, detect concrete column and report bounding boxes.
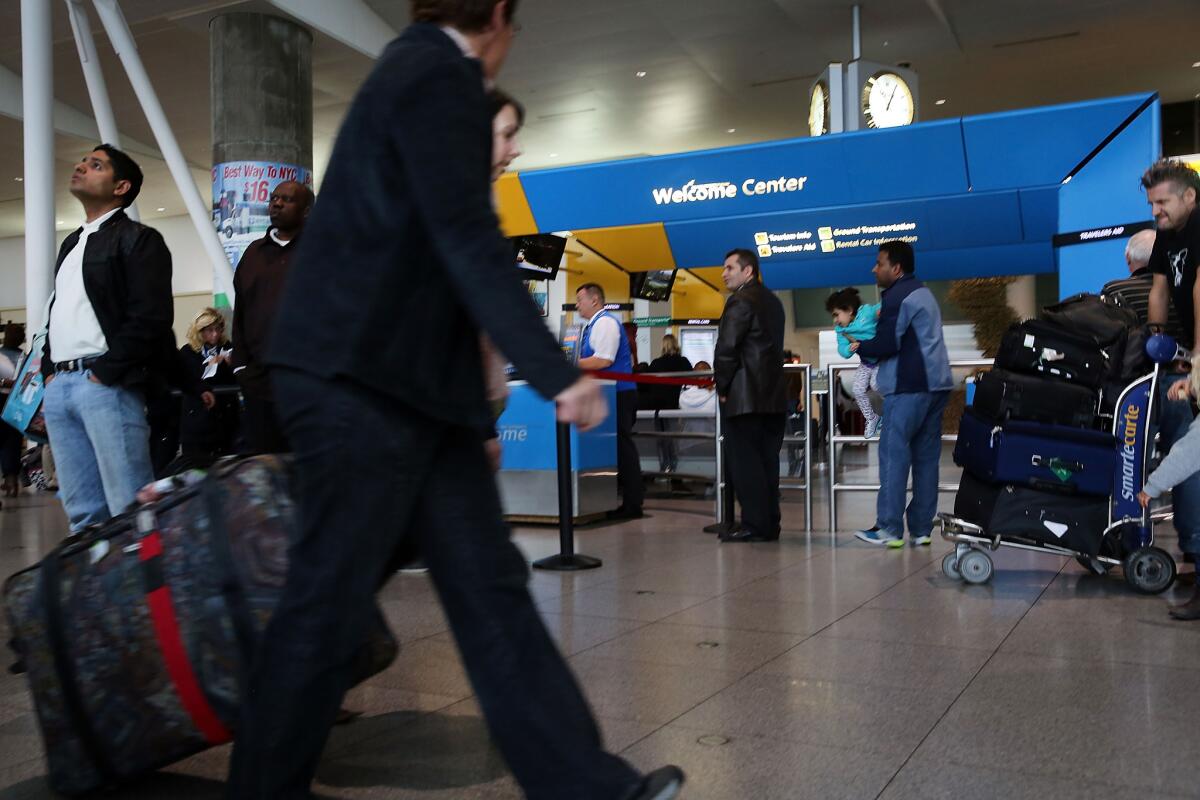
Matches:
[1006,275,1037,321]
[22,0,55,333]
[210,13,312,168]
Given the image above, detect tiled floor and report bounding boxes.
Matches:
[1,474,1198,799]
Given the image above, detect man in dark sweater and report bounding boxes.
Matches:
[230,180,313,453]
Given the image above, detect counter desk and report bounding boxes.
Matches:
[496,380,619,522]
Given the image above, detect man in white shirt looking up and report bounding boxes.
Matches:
[41,145,173,532]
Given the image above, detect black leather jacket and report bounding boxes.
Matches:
[41,210,173,388]
[715,280,788,417]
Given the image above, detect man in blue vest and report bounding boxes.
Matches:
[576,283,644,519]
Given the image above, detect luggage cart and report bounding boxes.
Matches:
[937,335,1184,595]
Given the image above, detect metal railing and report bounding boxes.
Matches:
[826,359,993,534]
[632,363,814,532]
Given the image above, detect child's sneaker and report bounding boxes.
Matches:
[864,417,883,439]
[855,527,901,546]
[910,535,932,547]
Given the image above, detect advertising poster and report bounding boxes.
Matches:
[211,161,313,306]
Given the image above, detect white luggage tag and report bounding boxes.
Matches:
[1043,521,1069,539]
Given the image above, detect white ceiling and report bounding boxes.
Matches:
[0,0,1198,239]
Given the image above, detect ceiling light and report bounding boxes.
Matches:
[1193,61,1200,67]
[549,153,559,158]
[13,177,22,182]
[935,99,947,105]
[727,128,736,133]
[56,220,63,225]
[636,71,647,78]
[156,207,166,212]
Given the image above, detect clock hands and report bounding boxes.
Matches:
[885,84,897,112]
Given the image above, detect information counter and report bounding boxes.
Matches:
[497,381,619,521]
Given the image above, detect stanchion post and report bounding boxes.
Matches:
[804,363,813,533]
[703,408,735,534]
[533,422,602,571]
[828,364,839,539]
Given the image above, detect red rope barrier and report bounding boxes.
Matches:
[590,370,715,387]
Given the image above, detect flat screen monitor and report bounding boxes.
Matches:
[630,269,677,302]
[512,234,565,280]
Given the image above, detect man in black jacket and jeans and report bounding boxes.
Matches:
[714,248,788,543]
[41,145,173,532]
[226,2,682,798]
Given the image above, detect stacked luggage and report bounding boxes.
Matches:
[954,299,1122,557]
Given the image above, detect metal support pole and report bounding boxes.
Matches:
[852,4,862,60]
[804,363,813,533]
[22,0,55,335]
[533,422,601,571]
[827,364,839,537]
[65,0,138,221]
[90,0,235,305]
[703,408,735,534]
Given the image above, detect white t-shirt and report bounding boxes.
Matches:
[583,313,621,362]
[49,207,121,362]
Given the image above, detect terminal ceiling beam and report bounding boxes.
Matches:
[0,64,161,161]
[91,0,236,305]
[65,0,138,220]
[265,0,396,59]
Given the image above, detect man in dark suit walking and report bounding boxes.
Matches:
[714,248,788,543]
[225,2,682,798]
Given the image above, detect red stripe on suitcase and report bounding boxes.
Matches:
[139,531,233,745]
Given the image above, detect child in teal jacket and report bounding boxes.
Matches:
[826,287,882,438]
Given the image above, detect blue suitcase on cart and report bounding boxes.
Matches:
[955,408,1116,496]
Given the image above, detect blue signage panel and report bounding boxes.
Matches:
[519,120,969,232]
[497,383,617,471]
[664,189,1031,271]
[962,94,1152,192]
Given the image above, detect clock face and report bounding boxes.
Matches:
[808,81,829,136]
[861,71,914,129]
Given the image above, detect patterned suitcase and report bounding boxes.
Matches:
[953,471,1109,557]
[994,319,1107,388]
[954,408,1116,496]
[3,456,398,795]
[971,368,1098,428]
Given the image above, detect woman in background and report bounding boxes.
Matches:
[175,308,238,471]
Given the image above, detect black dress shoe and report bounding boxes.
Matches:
[606,507,644,521]
[702,521,734,535]
[719,528,771,543]
[627,765,685,800]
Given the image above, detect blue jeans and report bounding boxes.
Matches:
[877,391,950,539]
[1157,376,1200,555]
[42,370,154,532]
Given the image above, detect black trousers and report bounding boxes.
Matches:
[226,369,640,799]
[241,383,290,455]
[725,412,786,538]
[615,390,644,511]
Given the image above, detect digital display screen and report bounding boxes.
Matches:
[630,269,677,302]
[512,234,566,279]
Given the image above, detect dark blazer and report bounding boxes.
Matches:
[715,280,788,417]
[645,353,692,409]
[267,24,577,428]
[41,210,174,388]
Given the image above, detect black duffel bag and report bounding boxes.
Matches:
[994,319,1107,388]
[1041,293,1151,385]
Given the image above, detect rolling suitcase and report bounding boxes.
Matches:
[954,408,1116,496]
[994,319,1107,388]
[971,368,1097,428]
[953,471,1108,556]
[3,456,399,796]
